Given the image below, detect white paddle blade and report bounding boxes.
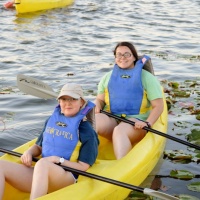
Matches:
[17,74,57,99]
[144,188,179,200]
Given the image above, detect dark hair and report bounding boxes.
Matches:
[113,42,139,65]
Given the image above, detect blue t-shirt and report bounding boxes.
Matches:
[36,119,99,166]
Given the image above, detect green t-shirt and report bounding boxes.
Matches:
[97,69,163,120]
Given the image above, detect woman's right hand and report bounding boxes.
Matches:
[94,94,105,114]
[95,104,101,113]
[20,144,42,167]
[21,151,33,167]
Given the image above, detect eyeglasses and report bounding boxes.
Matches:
[115,52,132,59]
[59,97,79,103]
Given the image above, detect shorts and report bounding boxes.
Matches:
[71,173,79,183]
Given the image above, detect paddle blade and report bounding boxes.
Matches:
[144,188,179,200]
[17,74,57,99]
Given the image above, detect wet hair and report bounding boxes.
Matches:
[113,42,139,65]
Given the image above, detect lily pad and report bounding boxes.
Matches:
[164,150,192,161]
[164,149,200,163]
[191,153,200,163]
[168,81,179,89]
[191,109,200,115]
[170,170,195,180]
[196,115,200,120]
[125,191,150,200]
[178,194,200,200]
[193,123,200,127]
[184,80,197,87]
[174,121,190,128]
[187,182,200,192]
[0,87,15,94]
[172,90,190,98]
[186,129,200,146]
[179,102,194,110]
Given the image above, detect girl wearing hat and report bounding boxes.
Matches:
[0,83,99,199]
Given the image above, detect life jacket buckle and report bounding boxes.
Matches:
[121,114,126,119]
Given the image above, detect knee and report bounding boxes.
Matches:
[112,126,122,137]
[0,161,3,173]
[95,113,105,133]
[0,160,8,169]
[0,160,9,176]
[95,113,104,128]
[34,158,49,171]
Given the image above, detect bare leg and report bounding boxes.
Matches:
[112,121,146,159]
[0,160,33,199]
[30,158,74,200]
[95,113,118,140]
[0,170,5,200]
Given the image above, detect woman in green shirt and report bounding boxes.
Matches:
[94,41,164,159]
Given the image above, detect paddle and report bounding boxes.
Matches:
[100,110,200,150]
[17,74,57,99]
[0,148,178,200]
[17,74,200,151]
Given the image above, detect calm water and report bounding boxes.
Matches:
[0,0,200,198]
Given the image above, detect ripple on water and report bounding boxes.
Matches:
[0,0,199,198]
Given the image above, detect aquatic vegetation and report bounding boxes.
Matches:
[162,79,200,117]
[168,81,179,89]
[164,127,200,163]
[0,87,14,94]
[66,72,75,76]
[196,115,200,120]
[0,112,15,132]
[187,182,200,192]
[164,150,193,163]
[151,79,200,199]
[186,129,200,146]
[124,191,150,199]
[177,194,200,200]
[170,170,195,180]
[2,78,200,199]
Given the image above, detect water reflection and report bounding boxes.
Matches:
[0,0,199,198]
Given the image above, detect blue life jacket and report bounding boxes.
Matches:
[42,101,95,161]
[107,55,150,115]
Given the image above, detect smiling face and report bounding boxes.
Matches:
[59,95,84,117]
[115,46,136,69]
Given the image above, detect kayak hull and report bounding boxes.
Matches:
[14,0,74,14]
[1,100,168,200]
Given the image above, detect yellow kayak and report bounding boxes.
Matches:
[14,0,74,14]
[1,100,168,200]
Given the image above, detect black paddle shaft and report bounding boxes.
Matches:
[0,148,144,192]
[100,110,200,150]
[0,148,179,199]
